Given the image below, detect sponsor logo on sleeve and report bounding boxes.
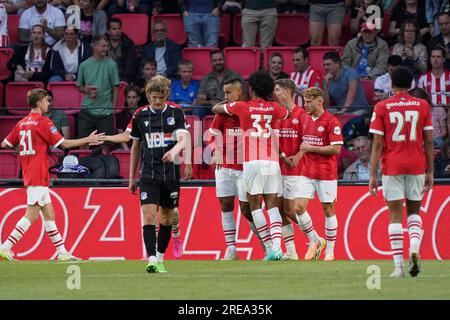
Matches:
[334,126,341,135]
[50,126,58,134]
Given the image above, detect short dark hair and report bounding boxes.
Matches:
[391,66,413,89]
[430,46,446,57]
[387,55,403,67]
[107,17,122,30]
[294,46,308,58]
[437,11,450,19]
[248,71,274,100]
[323,51,341,64]
[143,58,157,67]
[210,49,224,59]
[224,77,243,86]
[46,90,53,98]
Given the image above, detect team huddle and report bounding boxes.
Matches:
[0,67,433,279]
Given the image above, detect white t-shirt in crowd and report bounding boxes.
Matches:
[19,4,66,45]
[374,72,415,96]
[0,4,8,47]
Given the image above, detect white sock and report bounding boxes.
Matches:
[1,217,32,251]
[268,208,282,251]
[156,251,164,263]
[172,209,180,238]
[251,209,272,251]
[407,215,423,255]
[44,220,68,255]
[221,211,236,253]
[282,224,296,255]
[248,220,265,251]
[296,211,319,243]
[325,215,338,255]
[389,223,404,270]
[148,255,157,263]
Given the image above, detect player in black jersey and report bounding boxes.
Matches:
[129,76,191,273]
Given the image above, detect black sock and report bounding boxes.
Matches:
[143,225,156,257]
[157,224,172,254]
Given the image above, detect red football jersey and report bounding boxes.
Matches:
[273,106,306,176]
[3,113,64,187]
[209,113,243,171]
[224,99,289,162]
[299,111,343,180]
[369,92,433,175]
[290,66,322,107]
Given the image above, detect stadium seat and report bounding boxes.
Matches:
[111,150,131,179]
[275,14,310,46]
[185,114,201,147]
[0,115,22,142]
[182,47,217,80]
[307,46,343,78]
[0,150,20,179]
[115,81,128,114]
[360,79,376,106]
[340,12,353,46]
[224,47,261,80]
[5,82,45,115]
[264,46,296,74]
[111,14,148,47]
[0,82,3,108]
[382,11,392,38]
[7,15,20,45]
[47,82,82,115]
[335,114,359,127]
[0,48,14,81]
[151,14,187,45]
[48,149,64,178]
[220,14,231,46]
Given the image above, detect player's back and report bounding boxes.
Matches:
[369,92,433,175]
[4,113,64,186]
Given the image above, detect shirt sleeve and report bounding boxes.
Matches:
[42,119,64,148]
[223,101,244,117]
[369,103,385,136]
[54,8,67,27]
[18,10,30,29]
[173,108,189,139]
[129,115,142,140]
[310,70,323,88]
[346,68,360,82]
[3,125,19,148]
[422,101,434,131]
[328,118,344,145]
[110,61,120,87]
[209,114,223,135]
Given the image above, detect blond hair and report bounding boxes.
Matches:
[302,87,324,100]
[27,88,48,109]
[145,75,171,99]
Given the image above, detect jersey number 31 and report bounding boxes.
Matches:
[19,130,36,156]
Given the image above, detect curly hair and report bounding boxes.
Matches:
[248,71,275,100]
[302,87,324,100]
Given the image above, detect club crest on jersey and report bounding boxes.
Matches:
[170,191,178,199]
[144,121,149,127]
[318,126,325,132]
[141,192,148,200]
[167,117,175,126]
[292,118,299,125]
[50,126,58,134]
[334,126,341,135]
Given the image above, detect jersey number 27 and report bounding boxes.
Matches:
[389,111,418,142]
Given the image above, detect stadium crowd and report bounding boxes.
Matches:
[0,0,449,179]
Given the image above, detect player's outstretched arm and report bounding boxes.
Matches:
[369,134,383,196]
[423,130,434,192]
[212,101,228,114]
[300,143,341,155]
[1,141,14,150]
[60,130,104,149]
[99,131,131,144]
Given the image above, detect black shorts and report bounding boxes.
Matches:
[139,180,180,208]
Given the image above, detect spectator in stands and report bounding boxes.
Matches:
[106,18,137,84]
[53,26,92,82]
[410,85,448,149]
[19,0,65,45]
[425,0,450,36]
[391,19,428,78]
[73,0,110,11]
[342,107,372,142]
[169,60,199,108]
[108,0,150,15]
[276,0,308,13]
[427,11,450,70]
[140,20,182,80]
[350,0,384,35]
[290,46,323,107]
[418,46,450,107]
[196,49,243,108]
[151,0,181,14]
[43,90,70,139]
[342,22,389,80]
[383,0,401,12]
[267,52,289,81]
[388,0,429,38]
[136,58,157,104]
[343,135,380,180]
[435,140,450,178]
[221,0,242,14]
[323,51,369,115]
[77,35,120,140]
[309,0,345,46]
[374,54,415,101]
[78,0,107,44]
[9,24,65,84]
[2,0,32,15]
[241,0,277,49]
[337,145,358,178]
[115,84,140,150]
[180,0,221,47]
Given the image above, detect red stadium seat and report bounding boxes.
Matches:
[382,11,392,38]
[111,14,148,47]
[0,150,20,179]
[307,46,343,78]
[115,81,128,114]
[7,15,20,45]
[275,14,310,46]
[220,14,231,46]
[111,150,131,179]
[0,48,14,81]
[360,79,376,106]
[47,82,82,115]
[264,46,296,74]
[182,47,217,80]
[151,14,187,45]
[0,115,22,142]
[224,47,261,80]
[5,82,45,115]
[0,82,3,108]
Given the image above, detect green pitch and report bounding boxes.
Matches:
[0,260,449,300]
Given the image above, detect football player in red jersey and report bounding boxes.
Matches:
[369,67,434,278]
[297,87,344,262]
[0,89,103,261]
[213,71,289,261]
